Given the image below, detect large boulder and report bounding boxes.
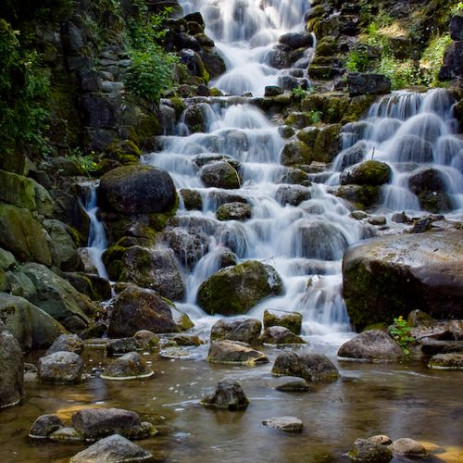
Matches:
[21,263,96,332]
[200,161,241,189]
[0,323,24,408]
[105,246,185,301]
[108,286,178,337]
[272,351,340,382]
[337,330,403,361]
[0,204,52,265]
[342,231,463,330]
[439,41,463,81]
[0,293,66,350]
[98,165,177,215]
[197,260,283,315]
[280,140,313,166]
[70,434,154,463]
[207,340,269,365]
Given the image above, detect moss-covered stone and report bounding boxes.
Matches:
[340,160,392,186]
[180,189,202,210]
[0,204,52,265]
[197,260,283,316]
[313,124,342,163]
[281,140,313,166]
[336,184,382,210]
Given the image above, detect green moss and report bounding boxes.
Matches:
[169,96,185,118]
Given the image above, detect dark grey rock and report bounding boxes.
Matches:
[347,73,391,97]
[38,351,85,384]
[0,324,23,408]
[46,334,84,356]
[29,414,64,438]
[201,380,249,410]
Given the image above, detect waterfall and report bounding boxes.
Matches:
[334,89,463,212]
[84,185,109,280]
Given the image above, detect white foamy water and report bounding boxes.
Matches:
[180,0,313,96]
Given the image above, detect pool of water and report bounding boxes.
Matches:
[1,343,462,462]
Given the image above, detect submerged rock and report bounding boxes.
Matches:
[201,380,249,410]
[342,230,463,330]
[348,438,393,462]
[207,340,268,365]
[428,353,463,370]
[262,416,303,433]
[101,352,154,380]
[197,260,283,316]
[70,434,154,463]
[337,330,403,362]
[29,414,64,438]
[272,351,340,383]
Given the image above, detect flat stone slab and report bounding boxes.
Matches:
[262,416,303,433]
[428,353,463,370]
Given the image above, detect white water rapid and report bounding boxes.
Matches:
[85,185,109,280]
[180,0,313,96]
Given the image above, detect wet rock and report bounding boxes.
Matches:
[49,427,83,442]
[0,293,66,350]
[275,185,311,206]
[266,47,290,69]
[262,416,303,433]
[278,125,295,138]
[340,160,392,186]
[336,184,382,210]
[207,340,269,365]
[106,338,139,357]
[197,260,283,316]
[0,324,24,408]
[337,330,403,362]
[428,353,463,369]
[295,220,348,261]
[409,168,452,213]
[342,230,463,330]
[70,433,154,463]
[368,216,387,226]
[279,31,313,49]
[38,351,85,384]
[105,246,185,300]
[268,376,310,392]
[46,334,84,356]
[389,438,427,457]
[312,124,342,163]
[421,339,463,357]
[29,414,64,438]
[272,351,340,383]
[21,263,96,332]
[263,309,303,334]
[337,142,367,170]
[216,202,252,221]
[200,161,241,189]
[201,380,249,410]
[200,47,227,79]
[184,103,211,133]
[261,326,305,345]
[101,352,154,380]
[281,140,313,166]
[347,73,391,97]
[108,286,178,337]
[179,188,202,210]
[367,435,392,446]
[264,85,284,97]
[347,438,393,462]
[210,318,262,346]
[99,165,177,215]
[133,330,160,351]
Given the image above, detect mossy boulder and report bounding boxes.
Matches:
[99,165,177,215]
[197,260,283,316]
[0,204,52,265]
[281,140,313,166]
[21,263,96,332]
[0,293,67,350]
[216,202,252,221]
[336,184,382,210]
[38,351,85,385]
[180,188,202,210]
[340,160,392,186]
[210,318,262,346]
[312,124,342,163]
[263,309,303,334]
[104,245,185,301]
[347,438,393,463]
[108,286,178,337]
[342,230,463,330]
[200,161,241,189]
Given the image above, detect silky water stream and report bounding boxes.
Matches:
[1,0,463,461]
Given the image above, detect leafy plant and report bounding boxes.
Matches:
[452,2,463,15]
[345,49,371,73]
[308,110,323,124]
[124,8,179,107]
[68,148,98,175]
[420,33,452,87]
[389,316,415,355]
[291,86,310,99]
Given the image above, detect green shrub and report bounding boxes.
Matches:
[389,315,415,355]
[420,33,452,87]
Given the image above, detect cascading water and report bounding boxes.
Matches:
[331,89,463,214]
[84,185,109,280]
[180,0,313,96]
